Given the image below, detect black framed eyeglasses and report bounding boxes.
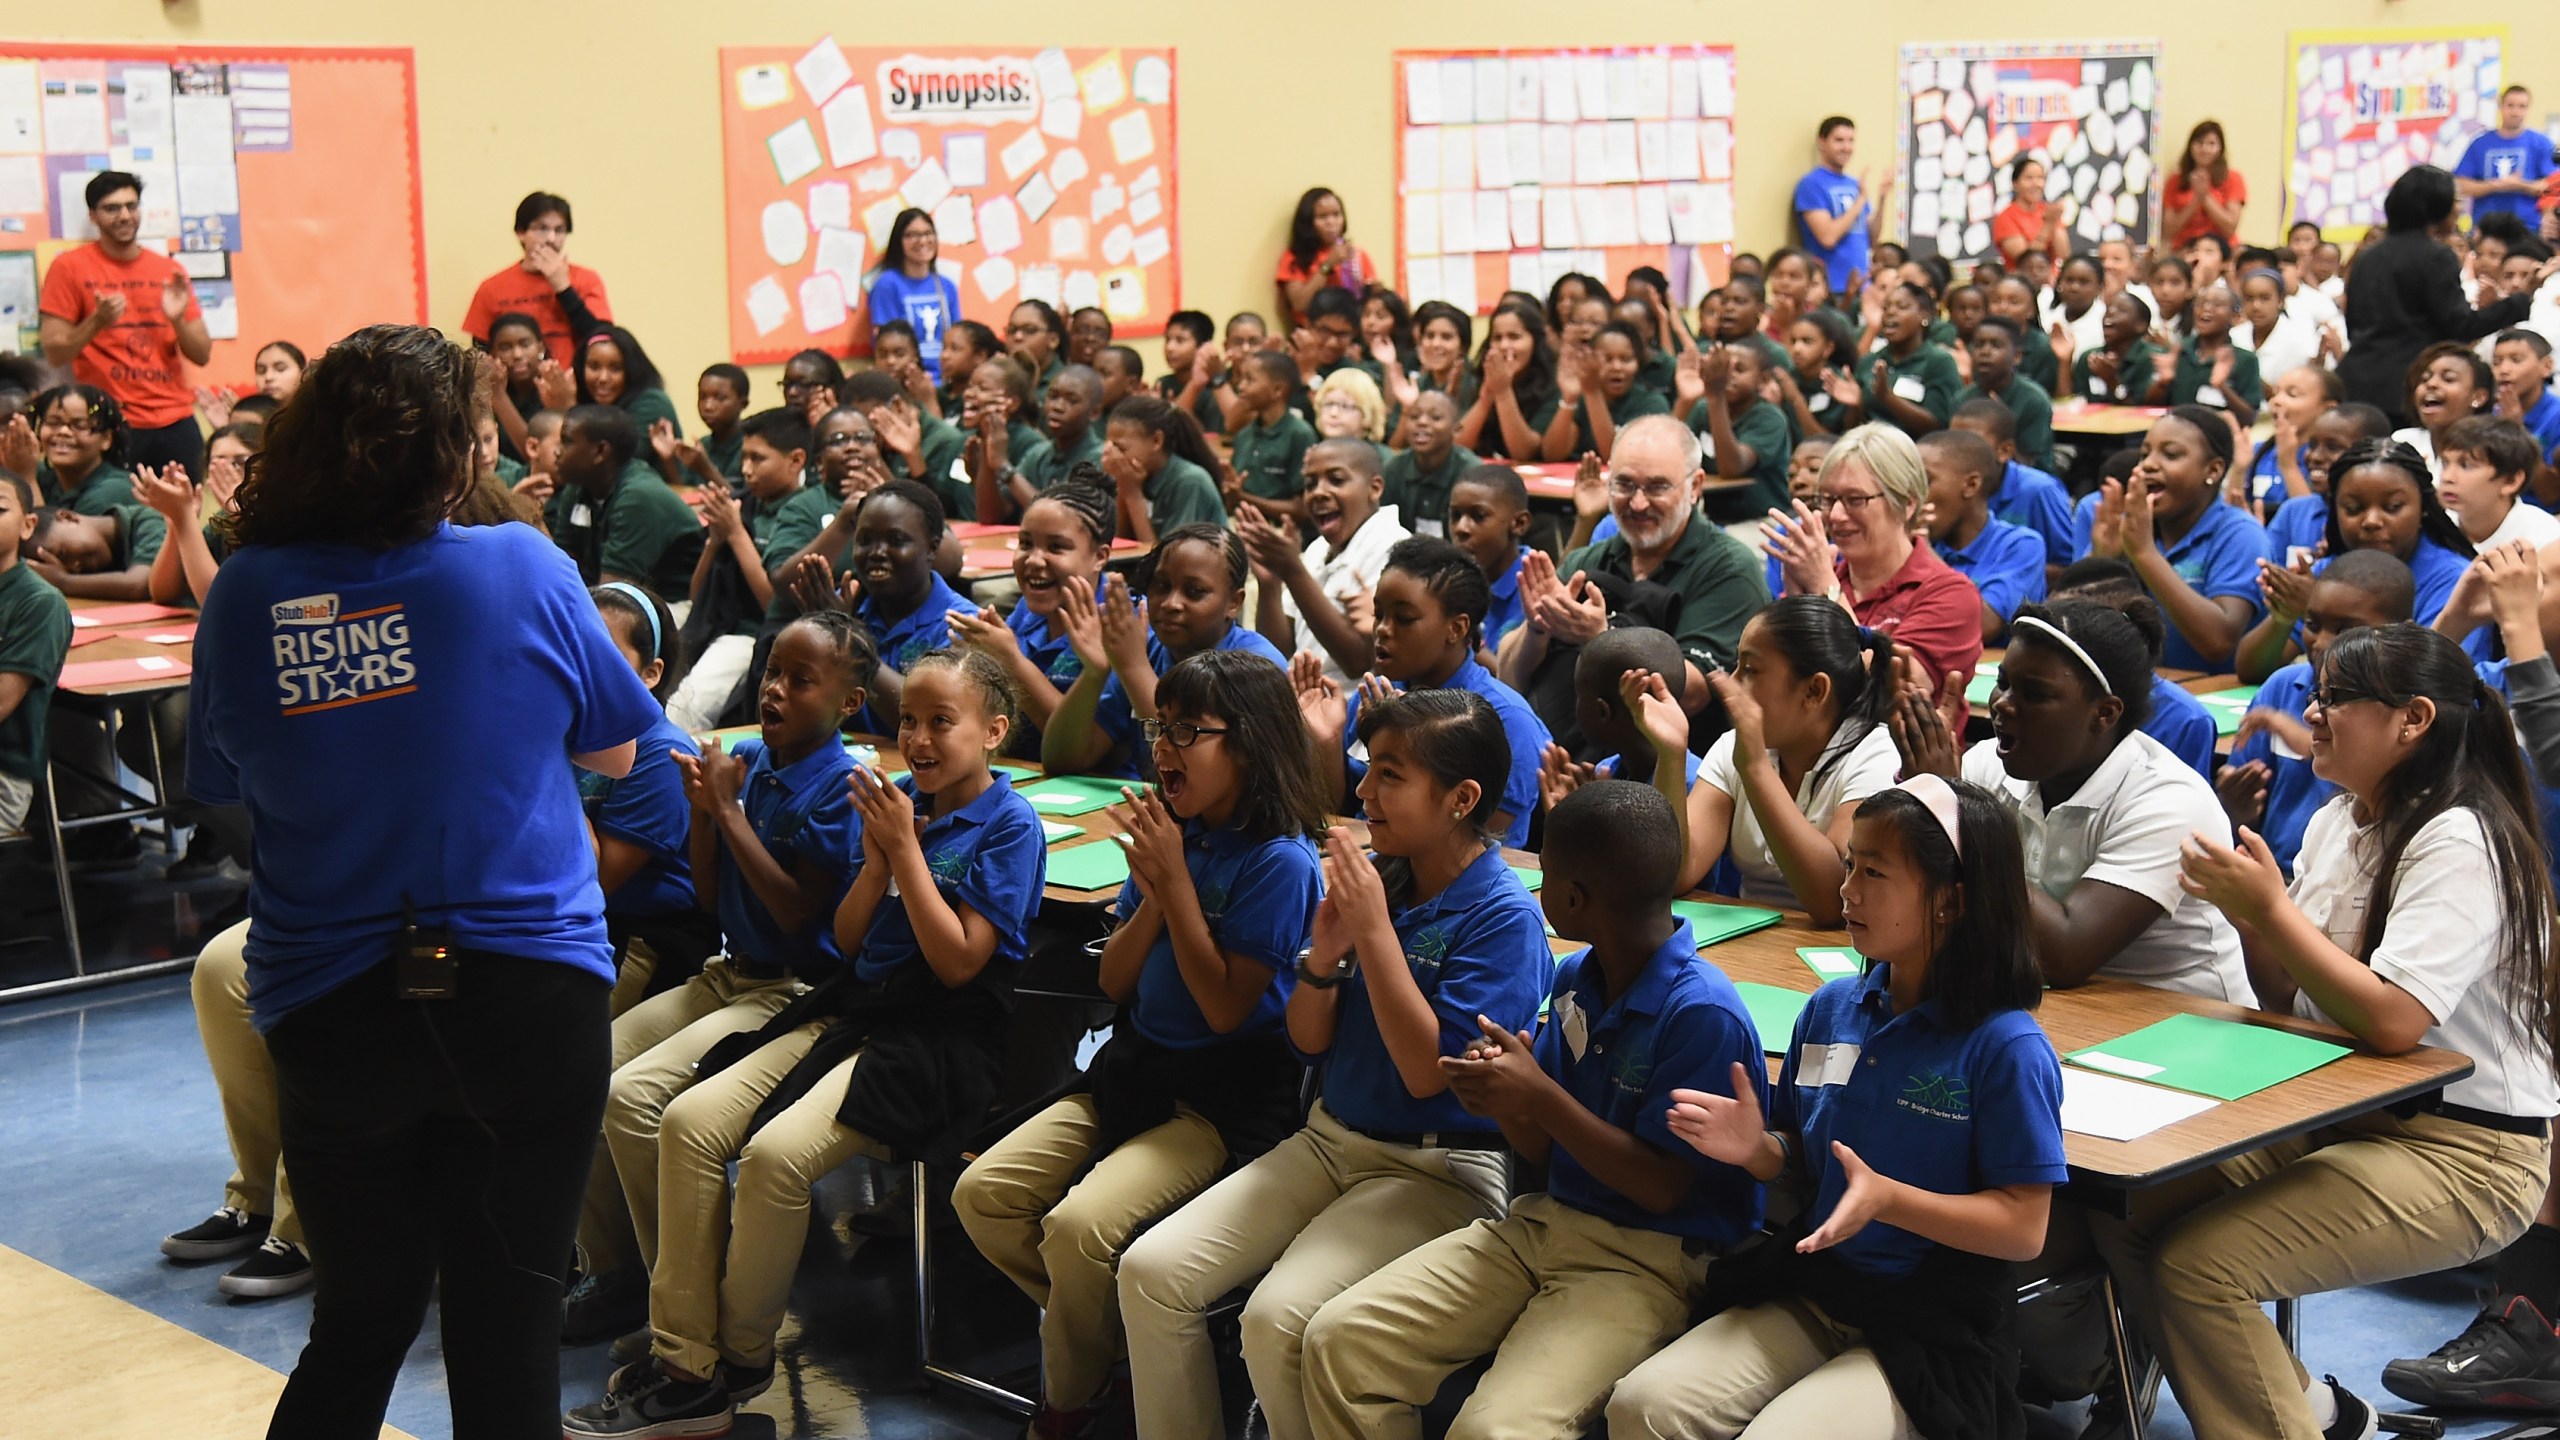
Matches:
[1142,719,1229,748]
[2310,685,2382,711]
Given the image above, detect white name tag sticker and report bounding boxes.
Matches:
[569,503,594,528]
[1798,1041,1861,1087]
[1808,391,1832,412]
[1415,518,1446,539]
[2195,384,2225,407]
[1891,374,1926,402]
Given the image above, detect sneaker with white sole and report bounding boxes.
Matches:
[161,1206,267,1261]
[2319,1375,2377,1440]
[218,1235,313,1298]
[2381,1294,2560,1412]
[561,1356,734,1439]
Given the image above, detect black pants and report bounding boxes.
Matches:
[262,950,610,1440]
[124,417,204,479]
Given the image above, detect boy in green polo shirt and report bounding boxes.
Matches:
[1550,323,1671,461]
[1681,343,1793,525]
[1155,310,1225,437]
[1228,349,1316,520]
[0,472,68,836]
[1956,315,2056,471]
[839,370,968,518]
[671,407,836,726]
[26,499,165,601]
[1381,391,1478,538]
[1019,364,1106,496]
[546,404,705,596]
[2070,293,2172,405]
[694,364,750,482]
[1712,276,1793,377]
[1990,276,2062,394]
[1094,345,1148,416]
[2171,283,2263,422]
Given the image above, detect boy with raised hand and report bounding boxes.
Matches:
[1954,315,2056,471]
[1679,343,1793,535]
[0,471,70,837]
[1919,427,2046,641]
[838,369,967,520]
[1300,780,1764,1440]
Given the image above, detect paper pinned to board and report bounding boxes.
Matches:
[744,276,791,335]
[794,37,854,107]
[900,157,953,212]
[1048,146,1089,192]
[806,180,852,233]
[1128,188,1162,226]
[1132,56,1172,106]
[930,192,975,247]
[971,255,1017,303]
[1041,97,1083,143]
[766,118,822,185]
[736,63,792,111]
[943,132,988,189]
[1078,51,1126,113]
[798,272,848,333]
[760,199,809,264]
[1108,109,1153,165]
[813,225,868,297]
[1000,129,1046,182]
[977,194,1025,256]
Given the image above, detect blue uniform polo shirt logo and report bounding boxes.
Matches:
[1046,650,1082,682]
[1406,924,1449,978]
[927,846,970,885]
[1607,1032,1655,1100]
[1897,1068,1973,1122]
[893,635,934,670]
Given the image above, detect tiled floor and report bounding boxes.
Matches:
[0,881,2543,1439]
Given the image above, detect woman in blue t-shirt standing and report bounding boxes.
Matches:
[185,325,664,1439]
[865,208,964,384]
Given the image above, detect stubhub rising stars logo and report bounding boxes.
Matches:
[269,592,419,715]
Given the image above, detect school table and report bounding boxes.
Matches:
[956,530,1147,584]
[2049,399,2169,439]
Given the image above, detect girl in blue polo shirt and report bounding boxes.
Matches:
[570,649,1045,1437]
[2238,438,2478,683]
[578,612,871,1343]
[1042,522,1289,779]
[585,582,720,1009]
[1300,536,1551,846]
[1617,775,2062,1440]
[957,651,1327,1439]
[950,473,1114,759]
[2075,404,2269,671]
[1628,773,2068,1434]
[1119,687,1549,1440]
[844,479,976,734]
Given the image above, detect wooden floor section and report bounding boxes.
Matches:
[0,1244,415,1440]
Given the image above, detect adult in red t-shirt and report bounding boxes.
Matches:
[1764,422,1984,692]
[1991,156,2071,267]
[37,169,212,478]
[2162,121,2248,248]
[459,191,613,372]
[1273,187,1377,330]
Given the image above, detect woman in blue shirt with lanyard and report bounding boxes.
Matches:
[865,208,962,384]
[183,325,664,1439]
[956,650,1328,1439]
[1118,688,1549,1440]
[1613,775,2065,1440]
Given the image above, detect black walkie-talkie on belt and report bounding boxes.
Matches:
[394,895,459,1000]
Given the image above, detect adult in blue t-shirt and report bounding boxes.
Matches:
[1793,116,1887,292]
[2456,86,2559,228]
[867,208,964,382]
[184,324,664,1439]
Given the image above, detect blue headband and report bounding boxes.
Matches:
[599,582,660,659]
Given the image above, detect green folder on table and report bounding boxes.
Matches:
[2066,1013,2350,1101]
[1508,864,1544,891]
[1733,983,1809,1055]
[1670,900,1785,948]
[2188,687,2262,738]
[1965,672,1999,707]
[1045,840,1133,892]
[1017,775,1141,816]
[1040,820,1083,845]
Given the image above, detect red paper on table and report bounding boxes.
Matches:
[67,629,116,649]
[948,522,1015,540]
[70,602,193,628]
[59,656,194,691]
[964,546,1016,572]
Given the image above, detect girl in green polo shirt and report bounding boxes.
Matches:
[1860,285,1963,438]
[1455,299,1559,463]
[2070,293,2173,406]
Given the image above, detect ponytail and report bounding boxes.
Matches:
[1108,394,1220,477]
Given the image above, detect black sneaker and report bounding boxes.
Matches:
[2318,1375,2376,1440]
[2382,1294,2560,1412]
[562,1266,650,1346]
[719,1358,773,1404]
[161,1206,267,1261]
[218,1235,312,1298]
[561,1357,734,1439]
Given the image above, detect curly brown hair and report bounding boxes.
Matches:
[230,324,476,549]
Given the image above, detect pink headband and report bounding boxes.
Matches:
[1888,773,1963,857]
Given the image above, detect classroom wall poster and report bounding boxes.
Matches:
[717,41,1179,365]
[1893,41,2161,266]
[2283,28,2506,239]
[1392,46,1739,317]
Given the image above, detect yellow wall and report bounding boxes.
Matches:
[18,2,2557,395]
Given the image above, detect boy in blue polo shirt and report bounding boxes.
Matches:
[1445,463,1533,658]
[572,611,871,1344]
[1302,781,1764,1440]
[1952,397,2072,573]
[2218,552,2411,875]
[1920,428,2044,640]
[2493,330,2560,464]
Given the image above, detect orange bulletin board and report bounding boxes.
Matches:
[1393,47,1739,317]
[0,43,426,390]
[718,40,1180,366]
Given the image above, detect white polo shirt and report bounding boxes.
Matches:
[1961,729,2252,1000]
[2286,796,2559,1118]
[1282,503,1411,689]
[2472,500,2560,556]
[1699,720,1900,908]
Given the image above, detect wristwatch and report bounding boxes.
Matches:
[1295,946,1357,989]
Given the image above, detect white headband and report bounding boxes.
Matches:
[1887,772,1963,857]
[2010,615,2108,690]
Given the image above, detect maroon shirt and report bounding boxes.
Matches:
[1838,539,1983,694]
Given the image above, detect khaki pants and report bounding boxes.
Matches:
[649,1021,885,1376]
[584,959,801,1275]
[190,920,301,1248]
[1299,1192,1709,1440]
[952,1094,1230,1410]
[1116,1102,1508,1440]
[1608,1296,1915,1440]
[2091,1109,2549,1440]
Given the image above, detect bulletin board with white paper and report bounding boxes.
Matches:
[1393,47,1739,317]
[2283,28,2507,240]
[0,43,426,384]
[717,40,1179,366]
[1893,41,2161,266]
